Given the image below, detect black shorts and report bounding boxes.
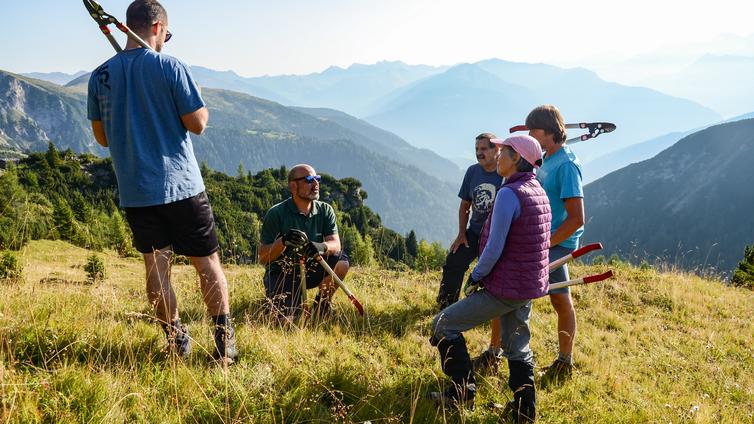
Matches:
[124,191,219,257]
[264,251,350,309]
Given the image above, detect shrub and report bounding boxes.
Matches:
[84,254,106,284]
[640,260,652,271]
[0,251,23,281]
[731,244,754,290]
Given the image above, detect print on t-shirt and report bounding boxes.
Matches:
[473,183,496,215]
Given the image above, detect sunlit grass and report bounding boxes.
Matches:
[1,240,752,422]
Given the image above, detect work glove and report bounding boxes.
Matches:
[463,274,482,296]
[305,241,327,257]
[282,229,309,249]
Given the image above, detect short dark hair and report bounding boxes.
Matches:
[126,0,168,33]
[526,105,566,144]
[476,132,497,148]
[503,145,534,172]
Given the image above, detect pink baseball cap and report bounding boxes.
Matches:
[490,135,543,168]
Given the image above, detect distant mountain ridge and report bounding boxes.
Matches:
[583,110,754,183]
[0,69,457,242]
[365,59,722,162]
[583,118,754,273]
[640,54,754,118]
[20,71,87,86]
[0,70,104,156]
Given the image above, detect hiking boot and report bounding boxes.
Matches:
[426,389,475,410]
[539,358,573,388]
[164,323,191,358]
[471,349,501,376]
[213,325,238,364]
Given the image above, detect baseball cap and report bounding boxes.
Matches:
[490,135,543,168]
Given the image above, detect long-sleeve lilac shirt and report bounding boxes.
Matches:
[471,187,521,281]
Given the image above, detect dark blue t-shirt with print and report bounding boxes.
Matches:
[458,164,504,235]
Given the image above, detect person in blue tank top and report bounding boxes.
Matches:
[87,0,236,364]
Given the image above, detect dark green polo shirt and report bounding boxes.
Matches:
[260,197,338,274]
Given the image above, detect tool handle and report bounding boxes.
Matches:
[548,270,613,290]
[315,255,364,316]
[549,243,603,272]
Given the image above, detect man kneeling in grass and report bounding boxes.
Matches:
[429,135,551,422]
[258,164,350,324]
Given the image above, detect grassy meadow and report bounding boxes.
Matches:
[1,240,752,423]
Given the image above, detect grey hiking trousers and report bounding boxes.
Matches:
[431,289,533,363]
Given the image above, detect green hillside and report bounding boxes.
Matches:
[584,118,754,273]
[0,240,751,422]
[0,69,458,243]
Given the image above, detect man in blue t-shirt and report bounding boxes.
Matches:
[528,105,584,385]
[436,133,502,310]
[87,0,236,363]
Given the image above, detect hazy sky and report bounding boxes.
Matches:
[1,0,753,76]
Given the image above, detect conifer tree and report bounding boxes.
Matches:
[731,244,754,290]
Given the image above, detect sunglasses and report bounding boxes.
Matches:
[292,175,321,184]
[154,22,172,43]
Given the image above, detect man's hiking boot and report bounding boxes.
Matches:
[539,358,573,388]
[213,325,238,365]
[164,323,191,358]
[426,388,475,411]
[471,349,501,376]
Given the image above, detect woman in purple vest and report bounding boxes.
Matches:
[429,135,551,421]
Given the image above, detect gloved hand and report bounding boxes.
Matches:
[305,241,327,257]
[463,274,482,296]
[282,229,308,249]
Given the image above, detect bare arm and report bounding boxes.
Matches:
[91,120,108,147]
[180,107,209,135]
[550,197,585,248]
[450,199,472,253]
[258,238,285,265]
[323,234,341,255]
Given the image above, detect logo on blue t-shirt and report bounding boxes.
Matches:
[473,183,496,214]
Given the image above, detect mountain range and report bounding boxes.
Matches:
[0,70,104,157]
[0,69,458,243]
[365,59,722,162]
[583,110,754,183]
[175,60,722,165]
[639,54,754,118]
[20,71,87,86]
[583,118,754,273]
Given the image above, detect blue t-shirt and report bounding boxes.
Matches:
[471,187,520,281]
[459,164,504,235]
[536,145,584,249]
[87,48,206,207]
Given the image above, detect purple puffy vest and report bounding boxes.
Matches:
[478,172,552,300]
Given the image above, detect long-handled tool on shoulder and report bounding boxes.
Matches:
[83,0,152,52]
[310,250,365,316]
[464,242,613,296]
[509,122,616,146]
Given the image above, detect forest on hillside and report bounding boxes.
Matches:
[0,144,446,271]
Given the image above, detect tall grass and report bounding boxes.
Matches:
[1,240,752,422]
